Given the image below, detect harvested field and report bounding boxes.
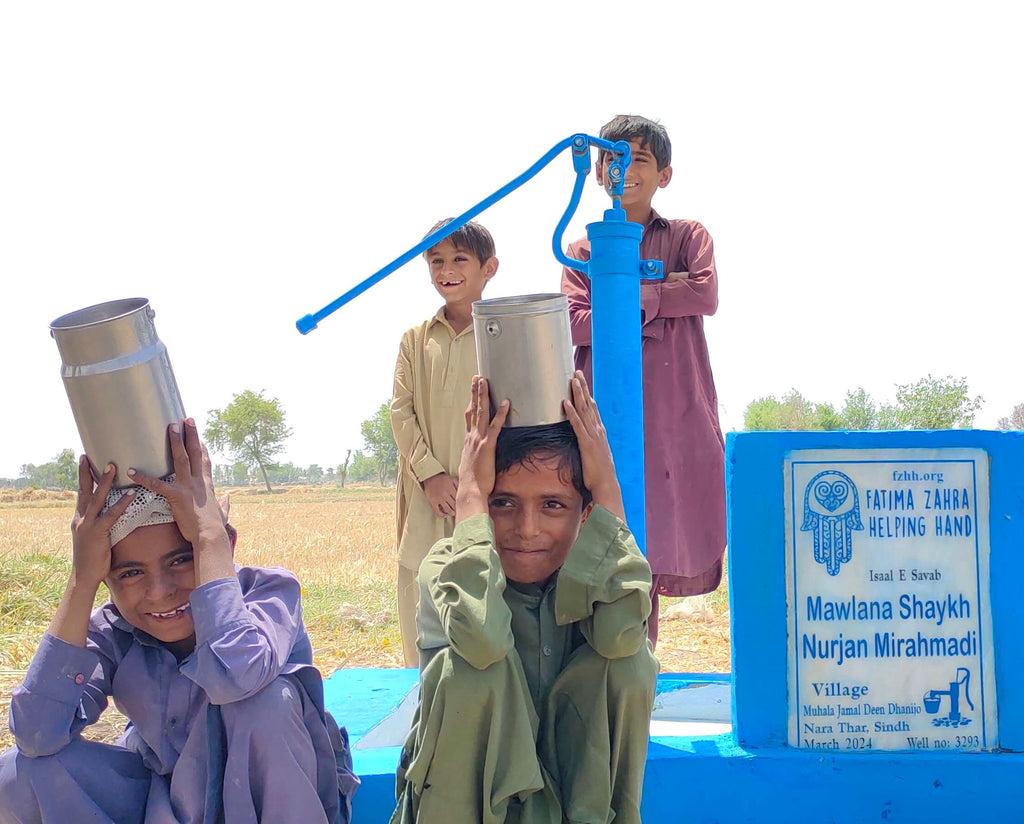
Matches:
[0,486,729,750]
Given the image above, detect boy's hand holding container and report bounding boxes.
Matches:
[128,419,236,584]
[563,370,626,522]
[455,376,509,523]
[70,457,134,590]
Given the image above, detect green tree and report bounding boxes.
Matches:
[19,463,44,488]
[231,461,250,486]
[307,464,324,485]
[744,390,842,431]
[213,464,231,486]
[813,403,843,430]
[997,403,1024,431]
[744,375,983,433]
[205,390,293,492]
[876,402,901,431]
[54,449,78,490]
[887,375,982,429]
[361,402,399,485]
[742,398,782,431]
[267,462,302,485]
[348,450,377,483]
[34,463,58,489]
[839,388,878,430]
[18,450,77,490]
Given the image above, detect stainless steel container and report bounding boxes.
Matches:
[473,293,574,428]
[50,298,185,487]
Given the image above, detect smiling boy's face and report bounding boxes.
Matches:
[598,137,672,211]
[426,238,497,306]
[488,456,590,585]
[106,522,197,656]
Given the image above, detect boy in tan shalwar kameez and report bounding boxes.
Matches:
[391,219,499,665]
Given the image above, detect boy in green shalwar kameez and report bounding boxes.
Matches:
[392,372,658,824]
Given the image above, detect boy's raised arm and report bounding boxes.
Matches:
[129,420,234,586]
[417,377,516,670]
[418,519,515,671]
[454,376,509,523]
[556,372,652,659]
[47,458,134,648]
[555,508,652,660]
[132,421,305,704]
[10,632,115,757]
[562,372,624,521]
[181,568,304,704]
[640,223,718,322]
[10,456,127,756]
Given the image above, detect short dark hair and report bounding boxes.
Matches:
[494,421,592,507]
[598,114,672,171]
[422,218,496,265]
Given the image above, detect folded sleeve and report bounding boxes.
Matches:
[181,569,303,705]
[417,515,514,671]
[9,633,112,757]
[642,223,719,322]
[554,506,653,659]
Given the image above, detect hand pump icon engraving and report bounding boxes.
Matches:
[924,667,974,727]
[296,135,663,554]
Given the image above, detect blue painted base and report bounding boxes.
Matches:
[326,668,416,822]
[325,667,1023,823]
[642,737,1024,821]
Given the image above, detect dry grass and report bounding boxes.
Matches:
[0,485,730,751]
[227,487,404,670]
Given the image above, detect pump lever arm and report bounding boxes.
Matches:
[297,133,627,334]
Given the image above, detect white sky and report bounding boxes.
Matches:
[2,2,1021,479]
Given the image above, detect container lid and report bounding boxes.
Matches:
[472,293,567,318]
[50,298,151,331]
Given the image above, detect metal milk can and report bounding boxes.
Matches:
[50,298,186,487]
[473,293,574,428]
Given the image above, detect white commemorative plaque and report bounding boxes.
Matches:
[785,448,997,753]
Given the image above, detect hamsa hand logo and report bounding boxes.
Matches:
[801,470,864,576]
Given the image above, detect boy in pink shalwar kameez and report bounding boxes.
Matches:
[560,114,726,647]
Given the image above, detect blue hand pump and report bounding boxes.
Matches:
[296,134,662,553]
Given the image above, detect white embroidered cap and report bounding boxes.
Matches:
[104,476,176,546]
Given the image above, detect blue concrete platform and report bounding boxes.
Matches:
[325,667,1024,822]
[325,667,416,820]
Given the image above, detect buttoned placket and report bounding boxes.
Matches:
[442,326,471,394]
[164,656,199,753]
[536,588,561,699]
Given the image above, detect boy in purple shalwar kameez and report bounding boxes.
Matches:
[561,114,727,647]
[0,420,357,824]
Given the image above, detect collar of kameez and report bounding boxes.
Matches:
[428,306,473,339]
[425,302,473,335]
[505,571,560,606]
[646,208,669,230]
[428,306,448,328]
